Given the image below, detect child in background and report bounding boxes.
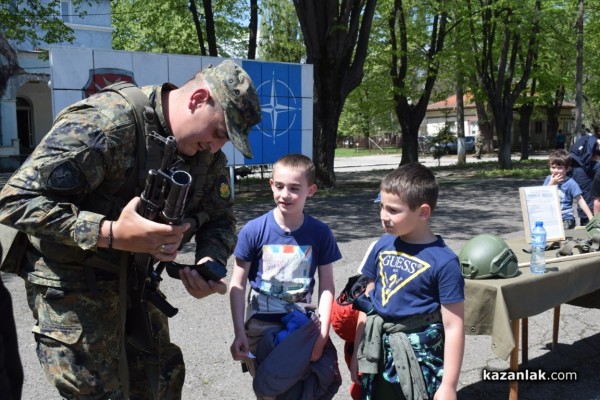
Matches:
[229,154,342,399]
[544,149,593,230]
[351,163,465,400]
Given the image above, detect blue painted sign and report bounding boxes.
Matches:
[49,47,313,166]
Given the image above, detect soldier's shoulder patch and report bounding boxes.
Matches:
[46,160,83,193]
[218,176,231,199]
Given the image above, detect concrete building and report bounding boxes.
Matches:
[1,0,112,170]
[423,94,576,150]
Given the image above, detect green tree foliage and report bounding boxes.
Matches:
[112,0,249,57]
[508,0,587,158]
[338,64,396,141]
[258,0,304,63]
[465,0,541,169]
[112,0,197,54]
[338,6,396,143]
[294,0,378,187]
[0,32,20,96]
[387,0,450,165]
[0,0,90,49]
[341,0,600,170]
[580,0,600,128]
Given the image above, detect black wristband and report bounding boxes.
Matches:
[108,221,114,250]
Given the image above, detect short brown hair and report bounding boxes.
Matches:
[548,149,572,168]
[380,163,438,211]
[272,154,316,185]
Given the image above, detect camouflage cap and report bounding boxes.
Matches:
[203,60,261,159]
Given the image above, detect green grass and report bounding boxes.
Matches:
[472,159,547,179]
[334,147,401,157]
[233,158,548,206]
[335,148,546,178]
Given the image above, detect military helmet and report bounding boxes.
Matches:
[585,213,600,238]
[459,234,520,279]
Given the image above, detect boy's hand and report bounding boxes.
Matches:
[230,335,250,361]
[433,382,457,400]
[310,336,327,362]
[549,173,564,185]
[350,354,362,385]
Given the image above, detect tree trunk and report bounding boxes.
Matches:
[312,70,343,186]
[473,95,494,153]
[518,102,533,160]
[247,0,258,59]
[518,78,537,160]
[546,85,565,149]
[495,102,515,169]
[188,0,206,55]
[456,84,466,164]
[574,0,585,138]
[202,0,218,56]
[396,102,425,165]
[469,0,540,169]
[294,0,377,187]
[389,0,448,166]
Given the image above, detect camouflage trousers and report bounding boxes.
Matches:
[25,279,184,400]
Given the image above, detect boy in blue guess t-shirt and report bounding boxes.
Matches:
[229,154,342,398]
[350,163,465,400]
[544,149,593,230]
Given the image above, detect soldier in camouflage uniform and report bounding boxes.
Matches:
[0,60,261,399]
[474,132,484,159]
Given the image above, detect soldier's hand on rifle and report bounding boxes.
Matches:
[103,197,190,261]
[179,256,227,299]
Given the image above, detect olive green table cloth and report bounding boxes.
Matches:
[464,229,600,360]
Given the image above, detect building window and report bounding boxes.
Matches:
[60,1,71,23]
[470,120,479,136]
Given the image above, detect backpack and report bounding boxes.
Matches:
[571,134,599,176]
[0,83,156,275]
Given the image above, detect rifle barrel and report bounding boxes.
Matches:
[162,170,192,223]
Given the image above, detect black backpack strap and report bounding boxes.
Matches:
[97,82,163,397]
[100,82,161,194]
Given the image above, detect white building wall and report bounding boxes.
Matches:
[0,99,16,148]
[1,0,111,169]
[19,82,53,146]
[11,0,112,52]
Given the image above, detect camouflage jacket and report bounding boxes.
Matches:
[0,84,236,287]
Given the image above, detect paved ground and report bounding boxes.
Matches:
[3,153,600,399]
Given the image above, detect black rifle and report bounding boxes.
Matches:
[126,133,192,353]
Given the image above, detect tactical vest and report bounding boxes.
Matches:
[0,82,215,275]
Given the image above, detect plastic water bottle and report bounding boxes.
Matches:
[530,221,547,274]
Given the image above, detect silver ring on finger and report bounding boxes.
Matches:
[160,244,167,253]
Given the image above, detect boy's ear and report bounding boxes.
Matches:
[307,183,317,197]
[418,204,432,220]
